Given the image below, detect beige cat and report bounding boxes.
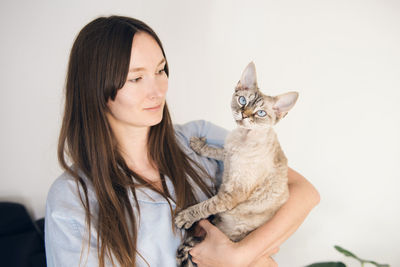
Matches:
[175,62,298,266]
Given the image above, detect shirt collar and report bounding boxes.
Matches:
[133,176,177,207]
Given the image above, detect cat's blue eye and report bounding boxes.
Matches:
[257,110,267,117]
[238,96,246,106]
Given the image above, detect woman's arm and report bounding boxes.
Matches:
[45,175,101,267]
[239,167,320,264]
[189,167,320,267]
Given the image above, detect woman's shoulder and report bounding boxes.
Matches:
[46,169,96,216]
[174,120,229,148]
[47,171,77,203]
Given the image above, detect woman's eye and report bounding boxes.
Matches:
[238,96,246,105]
[129,77,142,83]
[257,110,267,117]
[157,68,165,75]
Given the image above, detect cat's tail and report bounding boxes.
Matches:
[176,236,203,267]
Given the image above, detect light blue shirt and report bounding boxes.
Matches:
[45,120,228,267]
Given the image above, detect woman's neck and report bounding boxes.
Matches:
[107,114,161,186]
[116,126,151,170]
[115,125,162,185]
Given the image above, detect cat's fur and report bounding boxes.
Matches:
[174,62,298,266]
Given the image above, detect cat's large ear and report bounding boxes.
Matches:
[273,92,299,120]
[237,62,258,90]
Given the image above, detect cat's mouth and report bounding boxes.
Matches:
[233,111,253,127]
[236,118,252,128]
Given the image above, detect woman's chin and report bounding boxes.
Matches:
[148,112,164,127]
[140,106,164,127]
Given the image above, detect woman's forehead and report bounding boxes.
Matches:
[129,32,164,70]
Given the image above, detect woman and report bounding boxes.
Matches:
[45,15,320,267]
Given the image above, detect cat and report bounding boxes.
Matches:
[174,62,299,266]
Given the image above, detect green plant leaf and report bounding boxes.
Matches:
[363,261,390,267]
[334,246,359,259]
[305,262,346,267]
[334,245,390,267]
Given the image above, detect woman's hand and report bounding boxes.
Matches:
[189,220,276,267]
[252,256,278,267]
[189,220,240,267]
[250,247,279,267]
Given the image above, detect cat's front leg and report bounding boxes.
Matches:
[175,201,211,229]
[175,188,244,229]
[190,136,225,161]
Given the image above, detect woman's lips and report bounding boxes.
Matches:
[143,104,162,111]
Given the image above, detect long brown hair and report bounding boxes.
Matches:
[58,16,214,267]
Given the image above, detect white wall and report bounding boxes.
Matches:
[1,0,399,266]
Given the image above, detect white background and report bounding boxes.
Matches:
[1,0,399,266]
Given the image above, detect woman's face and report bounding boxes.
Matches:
[107,32,168,129]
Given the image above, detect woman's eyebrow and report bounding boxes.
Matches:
[129,58,166,73]
[157,58,166,66]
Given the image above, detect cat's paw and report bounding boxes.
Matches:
[190,137,207,154]
[177,236,202,267]
[174,209,197,229]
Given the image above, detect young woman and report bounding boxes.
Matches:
[45,15,320,267]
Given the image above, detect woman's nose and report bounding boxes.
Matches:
[147,76,167,99]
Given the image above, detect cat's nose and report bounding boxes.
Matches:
[242,109,252,118]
